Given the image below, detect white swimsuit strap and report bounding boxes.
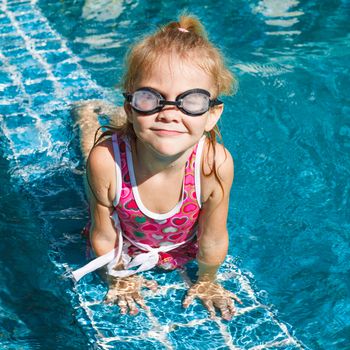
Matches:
[111,133,122,207]
[71,226,196,281]
[106,233,196,278]
[124,137,185,220]
[195,136,206,208]
[71,229,123,282]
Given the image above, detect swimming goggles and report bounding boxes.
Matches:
[123,87,222,117]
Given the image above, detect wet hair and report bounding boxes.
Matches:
[94,15,237,193]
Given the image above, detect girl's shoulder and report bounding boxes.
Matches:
[201,138,234,179]
[87,136,117,205]
[88,136,115,168]
[200,139,234,202]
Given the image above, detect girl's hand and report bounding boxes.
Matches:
[183,280,242,320]
[105,275,158,315]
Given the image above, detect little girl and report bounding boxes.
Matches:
[72,15,241,320]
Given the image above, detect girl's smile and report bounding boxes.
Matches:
[150,128,186,136]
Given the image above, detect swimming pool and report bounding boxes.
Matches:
[0,0,349,349]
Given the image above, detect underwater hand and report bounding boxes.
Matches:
[105,275,158,315]
[183,280,242,320]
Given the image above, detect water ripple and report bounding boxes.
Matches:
[234,62,292,76]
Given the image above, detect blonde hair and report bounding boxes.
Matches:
[122,15,235,96]
[95,15,237,191]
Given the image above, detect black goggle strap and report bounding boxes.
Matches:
[209,98,223,107]
[123,92,133,103]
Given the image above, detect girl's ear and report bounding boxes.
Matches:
[124,102,133,123]
[204,104,224,132]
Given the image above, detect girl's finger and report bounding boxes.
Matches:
[217,300,233,321]
[133,294,149,311]
[213,298,231,320]
[105,289,117,304]
[125,296,139,315]
[227,298,237,315]
[186,287,196,297]
[143,279,158,292]
[117,297,128,314]
[220,307,233,321]
[227,291,243,304]
[182,294,195,308]
[202,299,216,319]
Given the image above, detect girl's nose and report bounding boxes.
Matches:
[157,106,181,122]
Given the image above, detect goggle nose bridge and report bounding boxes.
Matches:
[159,99,184,108]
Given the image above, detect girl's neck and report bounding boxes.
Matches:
[132,138,192,179]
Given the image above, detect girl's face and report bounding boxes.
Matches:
[125,54,223,159]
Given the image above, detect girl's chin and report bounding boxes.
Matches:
[146,141,191,159]
[136,133,200,158]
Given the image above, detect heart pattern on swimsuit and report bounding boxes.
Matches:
[172,217,187,226]
[125,199,138,211]
[162,227,178,233]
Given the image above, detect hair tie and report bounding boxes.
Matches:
[178,27,189,33]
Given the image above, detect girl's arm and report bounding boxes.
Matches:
[196,143,233,279]
[86,139,118,256]
[86,139,157,314]
[183,143,242,319]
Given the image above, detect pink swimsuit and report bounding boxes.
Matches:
[111,134,205,269]
[72,133,206,281]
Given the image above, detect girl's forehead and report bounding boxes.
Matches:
[136,54,214,94]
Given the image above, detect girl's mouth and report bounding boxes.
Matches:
[151,128,185,136]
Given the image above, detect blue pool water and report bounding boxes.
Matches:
[0,0,349,349]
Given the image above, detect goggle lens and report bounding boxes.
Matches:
[132,90,159,111]
[181,92,210,115]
